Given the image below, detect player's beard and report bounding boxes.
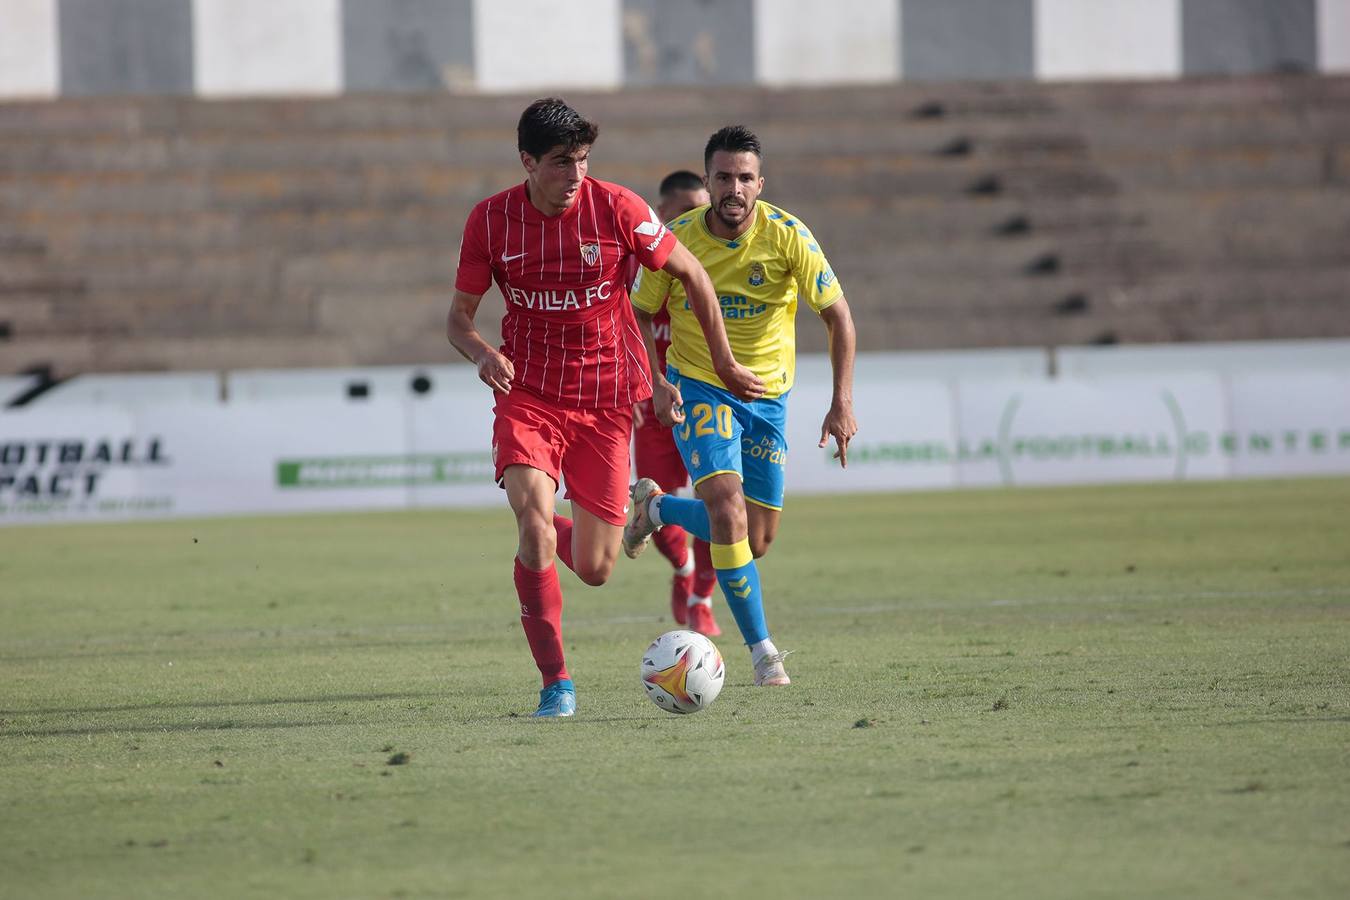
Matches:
[712,197,750,231]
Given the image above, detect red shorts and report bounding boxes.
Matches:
[492,387,634,526]
[633,415,690,494]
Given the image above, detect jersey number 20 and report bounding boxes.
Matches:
[680,403,734,441]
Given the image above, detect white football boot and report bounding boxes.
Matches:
[753,650,792,687]
[622,478,664,559]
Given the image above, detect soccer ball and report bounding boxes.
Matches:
[640,629,725,714]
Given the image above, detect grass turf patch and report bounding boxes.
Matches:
[2,477,1348,898]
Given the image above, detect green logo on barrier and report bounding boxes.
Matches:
[276,453,493,488]
[833,389,1350,486]
[840,429,1350,469]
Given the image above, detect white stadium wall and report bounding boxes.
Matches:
[3,341,1348,525]
[753,0,899,86]
[1034,0,1181,81]
[1319,0,1350,72]
[0,0,58,98]
[474,0,623,92]
[0,0,1345,97]
[192,0,342,97]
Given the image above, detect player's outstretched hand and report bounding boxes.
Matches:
[717,362,766,401]
[820,401,858,468]
[653,379,685,427]
[475,349,514,393]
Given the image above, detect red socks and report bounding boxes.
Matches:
[552,514,574,572]
[513,558,569,686]
[692,539,716,598]
[652,524,690,570]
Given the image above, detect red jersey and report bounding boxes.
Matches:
[455,177,676,409]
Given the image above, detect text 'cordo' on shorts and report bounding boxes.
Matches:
[667,365,789,510]
[492,386,634,526]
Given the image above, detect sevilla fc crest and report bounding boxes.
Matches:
[580,242,600,266]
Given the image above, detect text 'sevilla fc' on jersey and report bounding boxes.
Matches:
[631,200,843,400]
[455,177,677,409]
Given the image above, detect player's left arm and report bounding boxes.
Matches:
[789,220,857,467]
[817,296,858,468]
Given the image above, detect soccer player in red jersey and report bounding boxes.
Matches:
[631,171,720,636]
[447,98,763,717]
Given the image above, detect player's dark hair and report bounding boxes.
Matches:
[517,98,599,160]
[659,170,704,196]
[703,125,762,172]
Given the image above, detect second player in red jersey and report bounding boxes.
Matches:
[631,171,720,635]
[447,98,762,718]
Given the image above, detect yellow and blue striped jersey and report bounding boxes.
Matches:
[631,200,843,399]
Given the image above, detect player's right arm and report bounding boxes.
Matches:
[661,241,764,401]
[449,207,513,392]
[447,290,514,393]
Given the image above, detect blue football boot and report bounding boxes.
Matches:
[532,679,576,718]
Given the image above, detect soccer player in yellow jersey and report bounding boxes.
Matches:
[624,125,858,686]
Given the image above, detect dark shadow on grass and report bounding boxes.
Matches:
[1,636,466,664]
[452,713,656,725]
[5,619,652,665]
[1204,715,1350,727]
[538,715,654,725]
[0,691,443,717]
[1,719,354,738]
[1091,714,1350,731]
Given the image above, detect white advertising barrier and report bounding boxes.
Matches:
[4,351,1350,525]
[227,365,457,403]
[953,375,1230,487]
[27,371,223,407]
[0,407,145,523]
[0,395,495,525]
[406,380,499,510]
[1055,339,1350,378]
[229,364,501,510]
[142,400,412,517]
[0,375,39,405]
[814,374,1234,491]
[1225,372,1350,477]
[0,400,408,523]
[783,376,957,494]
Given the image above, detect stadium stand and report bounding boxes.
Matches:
[0,74,1347,375]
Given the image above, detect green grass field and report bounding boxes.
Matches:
[3,478,1348,899]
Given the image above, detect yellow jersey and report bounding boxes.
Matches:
[631,200,843,399]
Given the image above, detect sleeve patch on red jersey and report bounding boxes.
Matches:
[634,205,669,252]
